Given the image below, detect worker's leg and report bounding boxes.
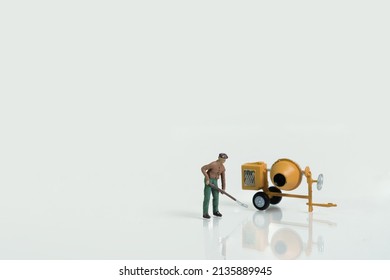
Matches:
[210,179,220,213]
[203,184,212,215]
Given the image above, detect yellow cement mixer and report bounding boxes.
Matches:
[241,158,337,212]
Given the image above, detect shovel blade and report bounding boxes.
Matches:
[237,200,249,208]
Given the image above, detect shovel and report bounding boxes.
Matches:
[209,183,248,208]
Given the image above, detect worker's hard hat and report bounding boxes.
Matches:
[219,153,228,159]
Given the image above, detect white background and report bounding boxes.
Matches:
[1,0,389,260]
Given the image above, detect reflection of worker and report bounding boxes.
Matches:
[201,153,228,219]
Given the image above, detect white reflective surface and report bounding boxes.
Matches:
[0,173,389,259]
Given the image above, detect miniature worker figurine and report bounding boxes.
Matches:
[201,153,228,219]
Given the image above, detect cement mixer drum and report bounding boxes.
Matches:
[270,158,302,191]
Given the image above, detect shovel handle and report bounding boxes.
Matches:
[209,184,249,208]
[209,183,234,200]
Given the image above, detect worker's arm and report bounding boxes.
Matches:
[221,171,226,190]
[201,162,213,185]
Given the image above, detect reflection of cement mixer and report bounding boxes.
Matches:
[243,210,335,259]
[241,158,337,212]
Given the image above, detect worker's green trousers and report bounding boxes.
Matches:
[203,178,219,215]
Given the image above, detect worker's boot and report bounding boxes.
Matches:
[213,211,222,217]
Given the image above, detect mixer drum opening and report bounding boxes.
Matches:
[273,173,286,187]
